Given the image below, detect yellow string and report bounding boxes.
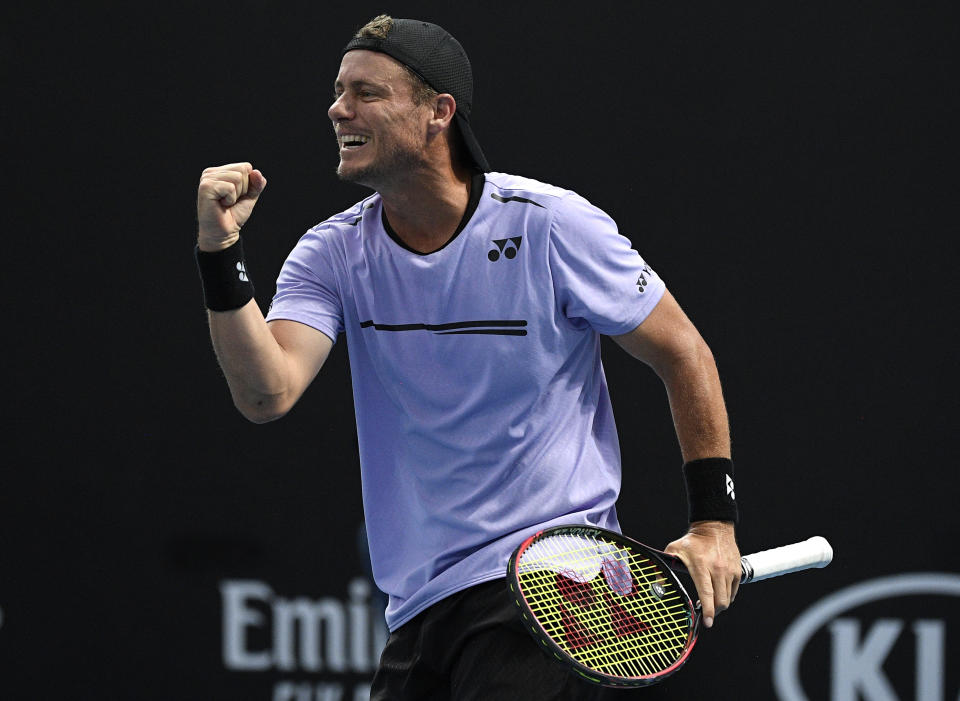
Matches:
[518,533,694,679]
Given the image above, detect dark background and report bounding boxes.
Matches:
[2,1,957,698]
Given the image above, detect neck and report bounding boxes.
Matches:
[379,161,474,254]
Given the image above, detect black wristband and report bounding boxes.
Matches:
[195,240,255,311]
[682,457,739,524]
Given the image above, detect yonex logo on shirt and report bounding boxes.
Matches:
[636,264,653,293]
[489,237,522,262]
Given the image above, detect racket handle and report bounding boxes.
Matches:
[740,536,833,583]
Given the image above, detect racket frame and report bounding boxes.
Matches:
[507,525,701,688]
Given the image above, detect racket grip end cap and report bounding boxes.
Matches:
[807,535,834,567]
[740,535,834,583]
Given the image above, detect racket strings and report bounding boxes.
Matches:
[517,533,693,679]
[516,568,686,676]
[520,568,686,678]
[520,567,687,677]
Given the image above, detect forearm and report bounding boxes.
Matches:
[614,295,741,620]
[208,299,293,422]
[662,346,741,622]
[658,338,730,463]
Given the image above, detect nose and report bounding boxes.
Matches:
[328,93,353,122]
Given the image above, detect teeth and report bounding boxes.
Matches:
[339,134,370,147]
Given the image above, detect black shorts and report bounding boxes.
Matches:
[370,578,642,700]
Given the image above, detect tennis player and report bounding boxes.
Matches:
[196,15,741,699]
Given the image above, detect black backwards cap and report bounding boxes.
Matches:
[342,18,490,173]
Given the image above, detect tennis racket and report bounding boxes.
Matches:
[507,525,832,688]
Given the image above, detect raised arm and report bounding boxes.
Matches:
[611,290,741,628]
[196,163,332,423]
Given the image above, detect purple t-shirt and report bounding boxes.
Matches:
[266,172,666,630]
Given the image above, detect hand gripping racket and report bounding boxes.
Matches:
[507,525,832,688]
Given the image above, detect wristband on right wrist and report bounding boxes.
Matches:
[682,457,739,524]
[195,239,255,311]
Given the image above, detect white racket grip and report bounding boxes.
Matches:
[740,536,833,583]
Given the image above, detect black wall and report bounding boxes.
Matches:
[3,2,957,699]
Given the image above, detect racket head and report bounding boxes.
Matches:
[507,525,700,688]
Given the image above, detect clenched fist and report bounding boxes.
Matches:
[197,162,267,252]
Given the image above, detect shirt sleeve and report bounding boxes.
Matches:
[264,228,343,343]
[548,192,666,336]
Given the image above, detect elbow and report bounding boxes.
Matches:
[234,393,293,424]
[690,334,717,367]
[242,407,287,425]
[654,333,718,381]
[683,336,718,375]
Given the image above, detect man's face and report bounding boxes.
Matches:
[328,50,431,188]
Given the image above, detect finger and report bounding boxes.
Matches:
[213,168,249,199]
[712,569,731,615]
[692,568,716,628]
[222,161,253,174]
[199,179,239,207]
[200,163,252,192]
[199,163,252,189]
[203,169,255,207]
[202,162,253,176]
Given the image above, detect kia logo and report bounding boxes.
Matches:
[773,572,960,700]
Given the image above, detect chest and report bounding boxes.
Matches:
[349,225,542,330]
[340,225,559,397]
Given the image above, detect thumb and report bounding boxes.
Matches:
[248,169,267,198]
[663,538,687,562]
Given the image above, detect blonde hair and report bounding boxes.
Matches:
[354,14,393,40]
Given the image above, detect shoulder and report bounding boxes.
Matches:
[279,194,381,281]
[483,172,610,222]
[304,193,381,241]
[484,172,572,208]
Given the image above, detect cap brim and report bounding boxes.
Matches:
[455,113,490,173]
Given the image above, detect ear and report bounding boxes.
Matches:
[427,94,457,135]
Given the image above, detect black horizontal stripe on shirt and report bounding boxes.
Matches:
[360,319,527,336]
[434,329,527,336]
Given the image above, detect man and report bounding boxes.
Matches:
[195,15,741,700]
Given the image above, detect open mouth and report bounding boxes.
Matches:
[339,134,370,151]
